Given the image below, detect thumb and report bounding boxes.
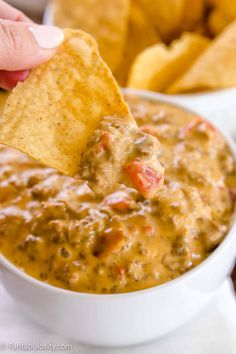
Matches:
[0,20,64,71]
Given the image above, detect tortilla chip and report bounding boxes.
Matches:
[206,0,219,6]
[168,20,236,93]
[216,0,236,19]
[192,21,211,37]
[0,29,134,177]
[115,0,160,86]
[136,0,185,42]
[180,0,205,32]
[52,0,130,72]
[208,0,236,35]
[127,33,209,92]
[208,9,232,35]
[0,91,9,116]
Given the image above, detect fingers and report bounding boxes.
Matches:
[0,2,61,90]
[0,0,32,22]
[0,20,64,71]
[0,70,29,90]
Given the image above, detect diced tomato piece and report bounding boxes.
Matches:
[178,118,201,139]
[113,265,126,279]
[124,161,164,199]
[96,132,111,154]
[229,188,236,203]
[106,191,133,211]
[108,199,131,211]
[141,125,159,137]
[93,229,125,258]
[140,124,168,139]
[143,223,155,236]
[179,118,217,139]
[197,121,217,137]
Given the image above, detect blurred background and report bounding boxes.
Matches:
[6,0,48,22]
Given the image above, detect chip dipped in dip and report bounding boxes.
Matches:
[0,95,235,294]
[0,29,164,199]
[79,116,164,198]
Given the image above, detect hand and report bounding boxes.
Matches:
[0,0,64,90]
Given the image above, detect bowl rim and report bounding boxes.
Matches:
[0,88,236,299]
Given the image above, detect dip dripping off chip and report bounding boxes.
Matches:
[0,29,164,199]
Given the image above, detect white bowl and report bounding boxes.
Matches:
[0,90,236,347]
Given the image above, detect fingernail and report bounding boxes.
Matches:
[29,25,64,49]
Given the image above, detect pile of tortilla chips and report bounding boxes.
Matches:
[52,0,236,93]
